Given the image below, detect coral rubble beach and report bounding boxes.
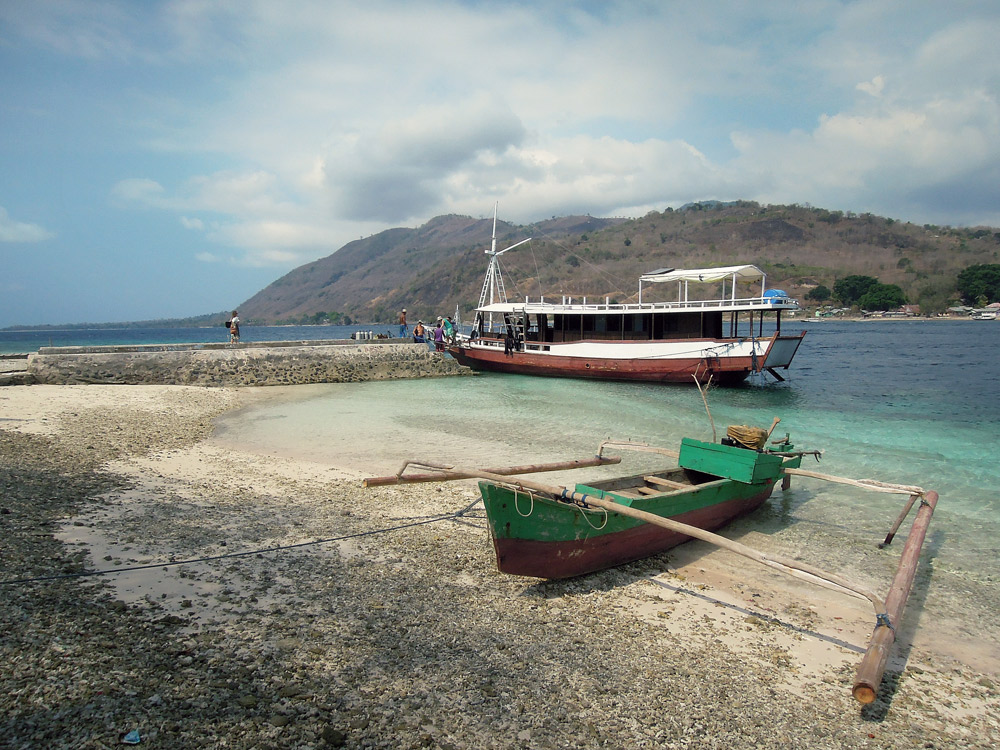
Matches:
[1,384,998,748]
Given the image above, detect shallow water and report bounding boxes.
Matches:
[210,319,1000,666]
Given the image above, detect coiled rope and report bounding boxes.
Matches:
[726,424,769,449]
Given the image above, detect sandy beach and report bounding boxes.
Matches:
[1,384,998,748]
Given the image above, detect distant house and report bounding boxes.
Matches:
[948,306,973,317]
[901,304,920,316]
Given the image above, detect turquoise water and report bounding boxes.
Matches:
[213,319,1000,662]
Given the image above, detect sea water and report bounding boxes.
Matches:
[212,319,1000,663]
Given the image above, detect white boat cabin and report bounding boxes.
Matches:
[472,264,799,344]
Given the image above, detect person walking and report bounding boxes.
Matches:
[398,308,408,337]
[228,310,240,343]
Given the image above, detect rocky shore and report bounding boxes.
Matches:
[1,385,997,748]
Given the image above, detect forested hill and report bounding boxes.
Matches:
[239,201,1000,325]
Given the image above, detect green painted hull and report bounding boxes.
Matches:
[481,438,801,579]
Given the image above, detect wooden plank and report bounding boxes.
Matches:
[644,475,688,490]
[636,486,660,496]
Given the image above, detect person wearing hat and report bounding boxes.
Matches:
[398,308,408,337]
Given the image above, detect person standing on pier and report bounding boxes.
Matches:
[433,319,446,352]
[229,311,240,343]
[398,308,408,338]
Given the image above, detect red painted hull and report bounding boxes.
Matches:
[450,342,756,385]
[491,485,775,579]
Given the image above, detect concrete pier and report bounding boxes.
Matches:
[16,340,470,386]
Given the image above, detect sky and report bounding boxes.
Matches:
[2,0,999,327]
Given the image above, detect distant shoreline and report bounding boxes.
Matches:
[799,315,989,322]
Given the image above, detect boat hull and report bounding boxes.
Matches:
[480,475,777,579]
[450,333,804,385]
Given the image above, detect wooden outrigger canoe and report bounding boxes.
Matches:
[363,423,938,705]
[479,437,802,579]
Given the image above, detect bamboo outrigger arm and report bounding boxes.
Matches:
[362,454,622,488]
[597,440,680,459]
[782,467,924,496]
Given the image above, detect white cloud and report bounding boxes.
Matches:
[112,178,168,206]
[0,207,54,243]
[70,2,1000,275]
[857,75,885,97]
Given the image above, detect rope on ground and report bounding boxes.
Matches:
[0,501,482,587]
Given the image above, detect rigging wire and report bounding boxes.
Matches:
[533,226,634,300]
[497,226,637,304]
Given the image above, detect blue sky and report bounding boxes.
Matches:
[2,0,999,327]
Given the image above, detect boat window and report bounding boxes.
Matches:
[651,313,704,338]
[703,311,723,338]
[525,314,535,336]
[552,314,585,342]
[628,314,649,334]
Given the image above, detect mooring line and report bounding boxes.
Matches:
[0,505,476,587]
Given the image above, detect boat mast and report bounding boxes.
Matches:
[475,203,530,334]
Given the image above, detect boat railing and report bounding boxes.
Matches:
[519,295,799,313]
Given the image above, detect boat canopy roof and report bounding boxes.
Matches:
[639,264,764,284]
[478,302,520,313]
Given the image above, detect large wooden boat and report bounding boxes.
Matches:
[480,436,803,579]
[449,208,806,385]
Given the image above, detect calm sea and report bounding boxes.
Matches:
[5,319,999,659]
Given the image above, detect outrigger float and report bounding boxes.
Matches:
[364,417,939,705]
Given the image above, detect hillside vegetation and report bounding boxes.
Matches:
[240,201,1000,325]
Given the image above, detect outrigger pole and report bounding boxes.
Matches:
[363,454,621,487]
[852,489,939,704]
